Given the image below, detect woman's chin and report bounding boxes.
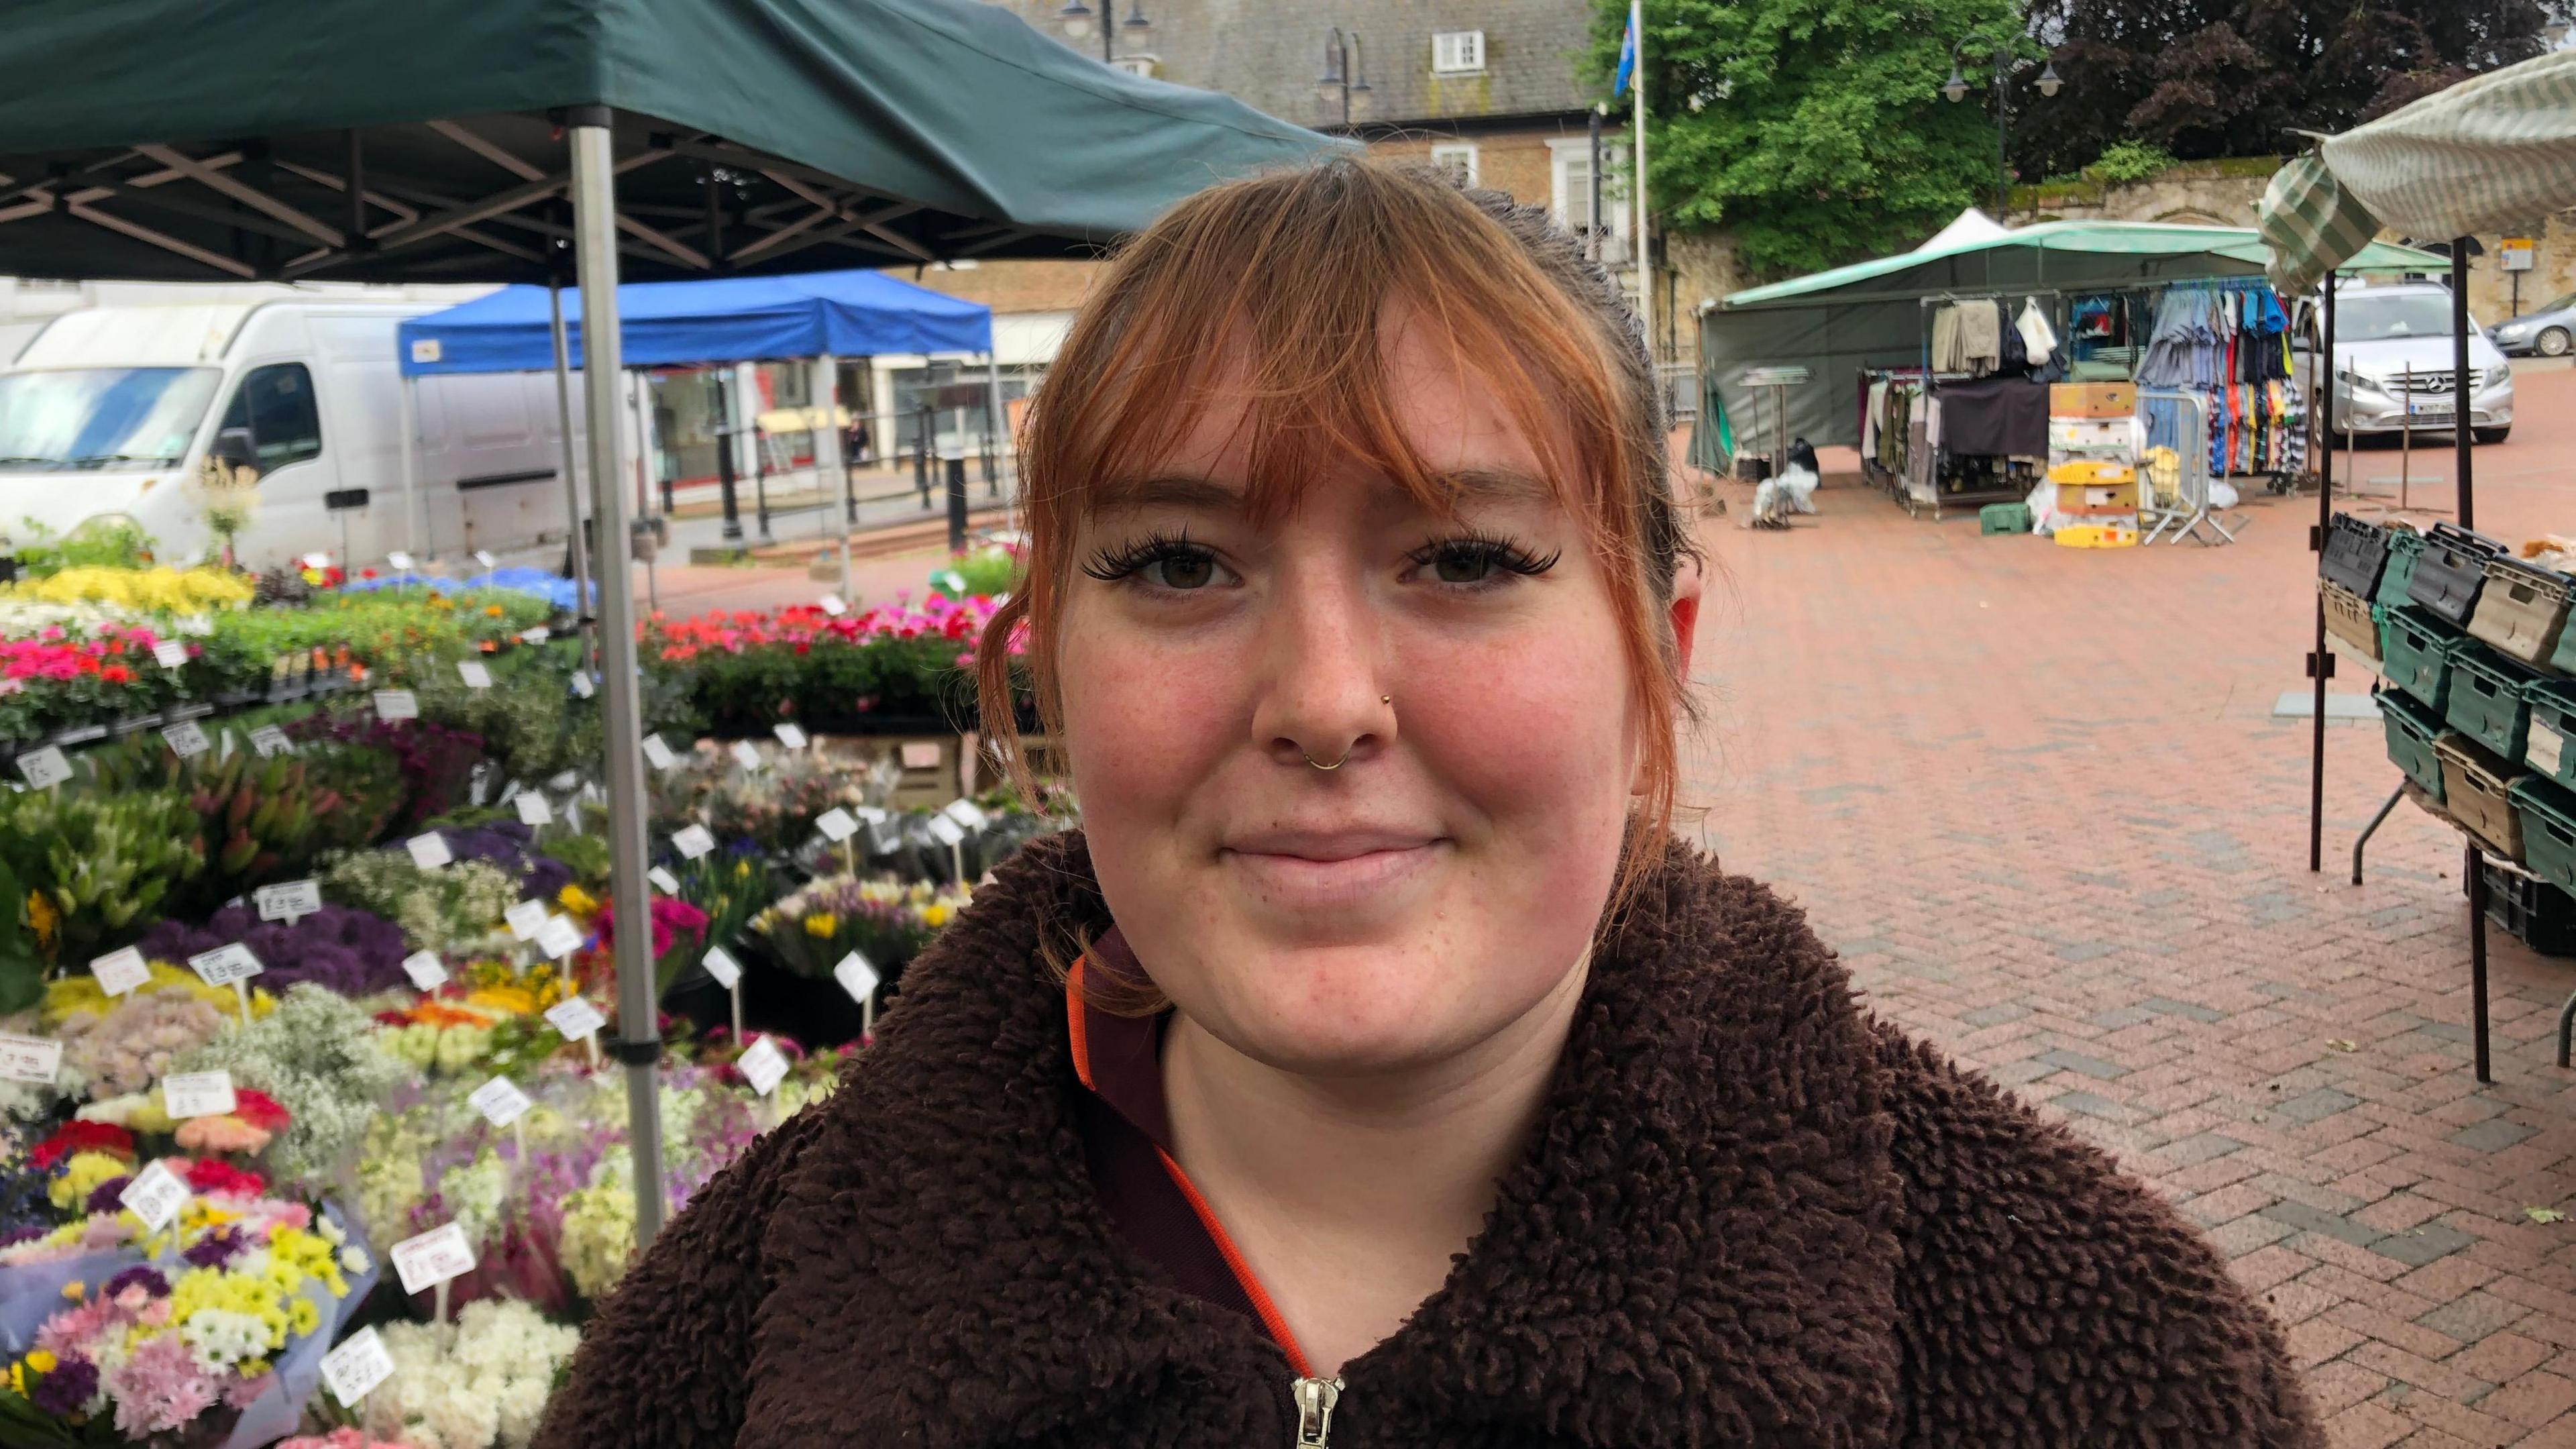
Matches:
[1191,943,1485,1076]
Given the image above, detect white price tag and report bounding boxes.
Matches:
[89,947,150,998]
[834,951,880,1004]
[390,1222,476,1295]
[254,879,323,922]
[457,660,493,690]
[503,899,551,942]
[186,943,264,987]
[641,734,676,771]
[152,639,189,669]
[302,553,331,570]
[534,914,585,961]
[899,741,943,771]
[815,807,859,843]
[16,747,70,790]
[738,1035,789,1097]
[515,792,553,826]
[468,1075,533,1128]
[700,945,743,989]
[473,549,496,570]
[0,1033,61,1085]
[926,814,966,847]
[161,719,209,759]
[401,951,449,991]
[570,671,594,698]
[518,625,551,645]
[247,724,294,758]
[672,824,716,860]
[161,1069,237,1120]
[321,1326,395,1407]
[119,1161,189,1233]
[543,996,605,1040]
[373,689,419,721]
[774,722,809,751]
[731,739,764,772]
[386,551,415,572]
[406,832,453,870]
[857,806,889,824]
[648,865,682,894]
[2533,721,2566,777]
[941,798,988,832]
[818,594,847,616]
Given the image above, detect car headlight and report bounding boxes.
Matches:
[2501,324,2530,338]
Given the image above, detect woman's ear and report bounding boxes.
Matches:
[1668,553,1705,682]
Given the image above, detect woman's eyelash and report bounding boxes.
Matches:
[1405,531,1561,578]
[1081,531,1209,582]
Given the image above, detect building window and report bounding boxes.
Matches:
[1110,55,1156,78]
[1547,137,1629,255]
[1430,144,1479,189]
[1431,30,1484,74]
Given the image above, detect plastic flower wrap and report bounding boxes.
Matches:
[0,1183,369,1440]
[361,1298,580,1449]
[172,986,407,1189]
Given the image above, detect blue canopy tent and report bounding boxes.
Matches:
[388,268,999,595]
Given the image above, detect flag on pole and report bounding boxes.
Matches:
[1613,11,1638,96]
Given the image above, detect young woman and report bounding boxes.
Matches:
[539,162,2320,1448]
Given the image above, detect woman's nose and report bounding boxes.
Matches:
[1248,581,1397,773]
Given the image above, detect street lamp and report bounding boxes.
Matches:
[1061,0,1148,64]
[1316,27,1371,129]
[1941,34,2063,217]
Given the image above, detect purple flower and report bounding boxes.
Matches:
[84,1177,130,1216]
[182,1226,244,1268]
[29,1353,97,1415]
[0,1224,45,1248]
[137,903,411,998]
[101,1265,168,1299]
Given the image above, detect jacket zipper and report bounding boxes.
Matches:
[1290,1375,1344,1447]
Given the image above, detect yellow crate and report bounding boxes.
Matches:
[2047,459,2135,486]
[2054,523,2138,549]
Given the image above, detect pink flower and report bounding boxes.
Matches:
[107,1335,218,1436]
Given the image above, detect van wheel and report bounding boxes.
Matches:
[2541,327,2571,357]
[2475,427,2512,445]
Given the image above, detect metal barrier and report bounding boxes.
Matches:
[2137,389,2235,545]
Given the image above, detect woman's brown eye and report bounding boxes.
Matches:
[1433,547,1491,584]
[1151,553,1215,589]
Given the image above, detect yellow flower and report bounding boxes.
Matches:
[803,913,839,938]
[288,1296,321,1337]
[50,1152,129,1211]
[923,904,952,928]
[25,1351,55,1375]
[484,604,505,617]
[23,890,55,949]
[59,1282,82,1301]
[558,884,599,917]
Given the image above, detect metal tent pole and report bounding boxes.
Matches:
[549,283,594,665]
[2310,279,2335,873]
[399,375,422,557]
[2453,241,2474,529]
[568,110,665,1244]
[985,350,1003,496]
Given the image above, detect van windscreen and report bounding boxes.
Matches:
[0,367,221,470]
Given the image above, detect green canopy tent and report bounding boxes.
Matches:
[0,0,1340,1244]
[1695,220,2445,454]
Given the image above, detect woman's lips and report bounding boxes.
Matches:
[1219,835,1443,908]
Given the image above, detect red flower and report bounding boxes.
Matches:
[30,1120,135,1170]
[184,1158,268,1197]
[99,664,131,686]
[227,1089,290,1132]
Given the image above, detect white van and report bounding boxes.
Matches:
[0,298,608,572]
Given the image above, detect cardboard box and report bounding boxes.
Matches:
[2056,481,2138,513]
[2047,459,2135,486]
[2047,418,2132,453]
[2051,382,2136,419]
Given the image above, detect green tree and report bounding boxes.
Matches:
[1591,0,2028,280]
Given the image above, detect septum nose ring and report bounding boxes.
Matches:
[1302,696,1391,771]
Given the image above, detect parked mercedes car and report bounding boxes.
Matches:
[2312,280,2514,444]
[2489,292,2576,357]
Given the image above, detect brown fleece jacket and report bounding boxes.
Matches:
[537,833,2321,1449]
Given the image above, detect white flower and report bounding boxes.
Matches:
[180,1308,273,1368]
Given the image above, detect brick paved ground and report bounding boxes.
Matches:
[1684,367,2576,1447]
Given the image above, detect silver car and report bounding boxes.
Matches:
[2322,283,2514,444]
[2491,292,2576,357]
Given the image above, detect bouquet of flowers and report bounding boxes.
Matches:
[170,987,406,1189]
[323,851,521,958]
[354,1298,578,1449]
[749,873,969,980]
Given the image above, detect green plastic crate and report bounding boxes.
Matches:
[2379,605,2465,711]
[1979,502,2031,535]
[2511,776,2576,897]
[2375,529,2424,611]
[2526,680,2576,790]
[2444,644,2540,761]
[2379,690,2449,802]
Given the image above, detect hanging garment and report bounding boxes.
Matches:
[2015,299,2057,368]
[1931,374,2047,457]
[1930,307,1961,372]
[1862,378,1888,459]
[1956,301,2003,375]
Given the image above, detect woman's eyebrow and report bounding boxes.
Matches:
[1433,467,1554,504]
[1092,474,1244,513]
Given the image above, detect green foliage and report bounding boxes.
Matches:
[6,516,158,577]
[1593,0,2027,279]
[928,546,1018,600]
[0,786,204,962]
[411,649,600,784]
[2084,140,2178,186]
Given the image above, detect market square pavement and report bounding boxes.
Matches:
[645,365,2576,1446]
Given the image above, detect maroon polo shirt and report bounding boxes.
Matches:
[1067,927,1314,1377]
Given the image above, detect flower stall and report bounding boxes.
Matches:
[0,543,1065,1446]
